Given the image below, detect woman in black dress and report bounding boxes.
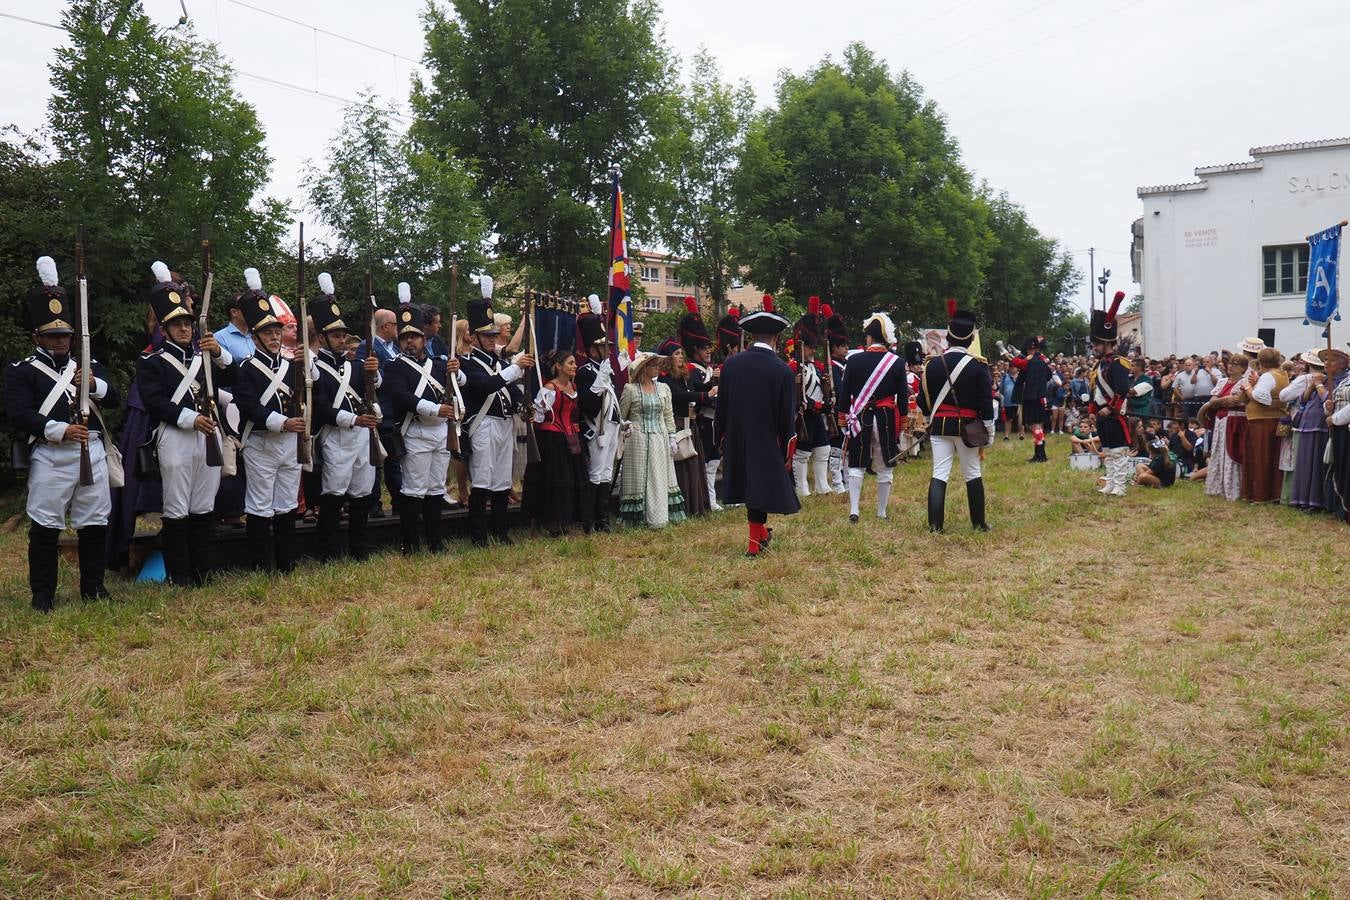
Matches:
[657,339,712,517]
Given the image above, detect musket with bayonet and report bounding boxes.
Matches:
[521,290,542,464]
[74,225,94,487]
[444,259,464,455]
[362,260,382,467]
[294,223,313,467]
[198,226,224,467]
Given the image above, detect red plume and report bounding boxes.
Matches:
[946,298,958,320]
[729,306,740,319]
[808,295,821,315]
[1107,290,1126,323]
[821,303,833,318]
[761,294,774,313]
[683,295,698,313]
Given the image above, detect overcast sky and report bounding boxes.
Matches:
[2,0,1344,315]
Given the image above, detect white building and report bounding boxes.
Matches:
[1133,138,1350,356]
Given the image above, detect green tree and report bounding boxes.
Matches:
[978,189,1079,346]
[653,50,754,315]
[0,131,66,368]
[734,43,990,327]
[45,0,286,374]
[411,0,675,291]
[301,92,486,310]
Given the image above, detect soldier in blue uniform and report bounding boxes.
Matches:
[231,268,306,572]
[574,310,621,532]
[307,275,382,560]
[788,297,831,496]
[918,305,995,532]
[381,303,463,554]
[715,297,799,556]
[1090,291,1135,496]
[1012,335,1053,462]
[840,312,908,523]
[136,260,233,586]
[459,276,534,546]
[5,256,121,610]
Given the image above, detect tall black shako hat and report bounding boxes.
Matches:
[945,298,977,346]
[739,294,789,335]
[1091,290,1126,343]
[147,260,192,325]
[578,312,608,347]
[792,295,823,347]
[716,306,742,353]
[28,256,74,335]
[824,303,848,346]
[308,272,348,333]
[677,296,711,352]
[396,303,425,337]
[467,273,496,334]
[240,267,280,331]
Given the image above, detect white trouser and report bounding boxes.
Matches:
[1101,446,1132,496]
[27,439,111,530]
[930,434,982,484]
[159,425,222,518]
[829,446,845,493]
[470,415,516,492]
[242,430,300,517]
[705,458,722,509]
[400,417,450,498]
[810,445,831,494]
[587,424,621,485]
[319,424,378,497]
[793,449,812,496]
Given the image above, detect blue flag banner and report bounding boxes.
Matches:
[1305,223,1343,331]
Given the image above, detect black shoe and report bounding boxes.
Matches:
[31,594,54,613]
[849,513,859,524]
[927,478,947,533]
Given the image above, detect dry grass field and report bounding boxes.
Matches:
[0,435,1346,897]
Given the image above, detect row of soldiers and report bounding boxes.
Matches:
[8,249,1131,610]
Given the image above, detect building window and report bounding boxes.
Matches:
[641,294,661,312]
[730,277,744,290]
[640,266,659,283]
[1262,245,1309,296]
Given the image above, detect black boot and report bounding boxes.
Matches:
[273,511,298,573]
[491,490,512,544]
[77,525,109,601]
[187,513,214,586]
[422,495,444,553]
[28,523,60,612]
[399,492,423,556]
[347,494,372,561]
[316,493,344,560]
[159,517,192,586]
[1030,442,1047,463]
[967,477,991,531]
[245,514,273,571]
[468,489,489,547]
[593,481,611,533]
[927,479,947,534]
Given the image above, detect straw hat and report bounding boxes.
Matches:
[1299,349,1327,368]
[1238,336,1265,355]
[627,351,659,378]
[1318,345,1349,363]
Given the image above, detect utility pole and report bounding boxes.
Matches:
[1087,247,1095,311]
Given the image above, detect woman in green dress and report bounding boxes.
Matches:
[618,352,686,528]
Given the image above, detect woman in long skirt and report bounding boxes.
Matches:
[656,342,711,517]
[1203,355,1248,502]
[527,350,585,535]
[618,353,686,528]
[1240,348,1289,503]
[1285,350,1331,510]
[1323,347,1350,520]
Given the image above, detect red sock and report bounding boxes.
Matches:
[747,522,767,554]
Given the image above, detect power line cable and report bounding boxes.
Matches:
[910,0,1067,66]
[930,0,1150,85]
[0,10,64,30]
[222,0,426,74]
[872,0,982,48]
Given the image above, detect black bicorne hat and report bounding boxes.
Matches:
[946,300,978,344]
[27,256,74,335]
[739,295,790,335]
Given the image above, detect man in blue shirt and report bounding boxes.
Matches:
[212,295,254,362]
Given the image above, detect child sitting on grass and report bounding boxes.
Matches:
[1133,435,1176,488]
[1070,414,1099,454]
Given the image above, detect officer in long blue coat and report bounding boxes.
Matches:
[714,296,800,556]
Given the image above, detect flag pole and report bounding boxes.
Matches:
[1335,219,1348,352]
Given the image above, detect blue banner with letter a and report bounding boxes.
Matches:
[1305,223,1343,332]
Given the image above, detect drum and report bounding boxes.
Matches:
[1068,452,1100,470]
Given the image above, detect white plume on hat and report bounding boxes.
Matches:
[863,311,896,347]
[36,256,59,287]
[317,272,334,295]
[244,267,262,292]
[151,260,172,284]
[476,274,494,300]
[587,293,601,315]
[397,282,411,304]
